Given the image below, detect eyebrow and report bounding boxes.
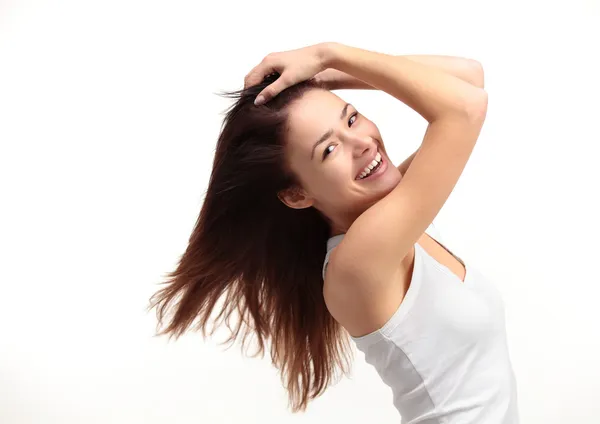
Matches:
[310,103,351,160]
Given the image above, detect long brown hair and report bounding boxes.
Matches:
[147,73,353,412]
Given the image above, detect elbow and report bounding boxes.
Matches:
[465,87,488,121]
[469,60,485,89]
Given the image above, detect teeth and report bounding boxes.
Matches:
[359,152,382,179]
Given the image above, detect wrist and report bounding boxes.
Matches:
[318,42,343,70]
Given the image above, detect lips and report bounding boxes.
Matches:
[355,150,382,180]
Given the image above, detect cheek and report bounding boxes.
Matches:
[329,164,352,183]
[311,171,347,198]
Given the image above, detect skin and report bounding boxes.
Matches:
[278,89,403,237]
[277,88,473,337]
[247,48,487,337]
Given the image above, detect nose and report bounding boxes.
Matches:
[345,133,374,157]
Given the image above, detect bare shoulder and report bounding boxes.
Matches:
[323,91,488,334]
[335,95,488,287]
[323,238,413,337]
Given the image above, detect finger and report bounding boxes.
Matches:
[244,67,260,88]
[246,52,285,88]
[245,69,264,89]
[245,62,277,89]
[254,75,293,105]
[244,70,256,89]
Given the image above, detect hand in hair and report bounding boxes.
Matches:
[244,42,332,106]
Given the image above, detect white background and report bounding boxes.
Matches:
[1,0,599,423]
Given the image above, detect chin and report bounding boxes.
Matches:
[378,170,403,197]
[355,166,403,209]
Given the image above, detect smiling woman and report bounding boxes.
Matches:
[148,42,519,423]
[279,88,403,218]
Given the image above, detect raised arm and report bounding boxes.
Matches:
[316,54,485,90]
[321,43,488,283]
[323,43,486,129]
[317,54,485,177]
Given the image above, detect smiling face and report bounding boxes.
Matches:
[279,89,403,234]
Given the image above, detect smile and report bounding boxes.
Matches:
[356,152,385,180]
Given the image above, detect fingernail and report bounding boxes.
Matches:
[255,95,264,106]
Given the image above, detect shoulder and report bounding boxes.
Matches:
[322,247,358,324]
[323,243,411,335]
[325,230,407,289]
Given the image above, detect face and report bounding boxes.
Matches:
[280,89,403,233]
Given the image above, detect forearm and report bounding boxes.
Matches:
[321,43,486,122]
[320,54,484,90]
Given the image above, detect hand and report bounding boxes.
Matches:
[244,43,333,105]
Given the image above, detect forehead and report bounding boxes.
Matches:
[286,89,348,155]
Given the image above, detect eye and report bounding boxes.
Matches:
[322,112,359,161]
[322,144,335,160]
[348,112,358,127]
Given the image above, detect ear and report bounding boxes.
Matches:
[277,186,314,209]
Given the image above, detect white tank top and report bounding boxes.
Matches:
[322,222,520,423]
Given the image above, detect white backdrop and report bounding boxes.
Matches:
[1,0,599,423]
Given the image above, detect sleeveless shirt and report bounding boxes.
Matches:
[322,222,520,423]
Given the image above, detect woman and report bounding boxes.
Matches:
[149,42,519,423]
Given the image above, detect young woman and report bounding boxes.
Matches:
[149,42,519,423]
